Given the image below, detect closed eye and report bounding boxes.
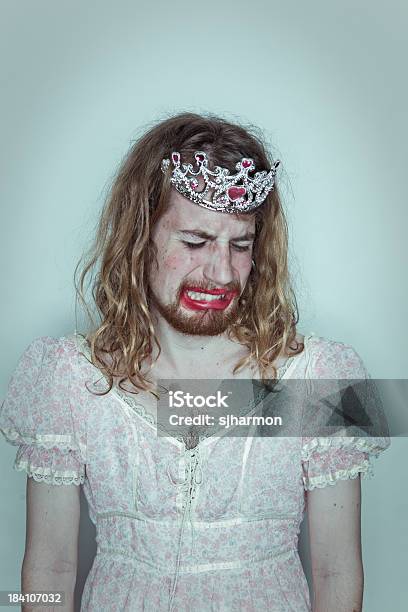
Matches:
[181,241,252,252]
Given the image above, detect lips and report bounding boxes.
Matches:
[180,287,238,311]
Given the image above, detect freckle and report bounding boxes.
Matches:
[333,503,337,507]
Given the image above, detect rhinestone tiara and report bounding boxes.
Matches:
[161,151,280,214]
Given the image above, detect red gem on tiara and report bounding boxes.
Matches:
[172,152,180,164]
[228,186,247,201]
[241,159,252,169]
[195,153,205,163]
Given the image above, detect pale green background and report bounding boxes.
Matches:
[0,1,407,610]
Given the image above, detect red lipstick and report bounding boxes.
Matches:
[180,287,238,311]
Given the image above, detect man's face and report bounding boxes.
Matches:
[148,190,255,336]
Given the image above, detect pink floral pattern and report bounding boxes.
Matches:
[0,333,390,611]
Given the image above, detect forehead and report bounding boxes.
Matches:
[157,189,256,236]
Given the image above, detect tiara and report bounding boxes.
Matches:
[161,151,280,213]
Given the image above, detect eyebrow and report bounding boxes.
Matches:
[177,229,255,242]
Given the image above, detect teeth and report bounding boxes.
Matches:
[186,290,226,301]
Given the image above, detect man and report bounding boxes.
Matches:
[0,113,389,611]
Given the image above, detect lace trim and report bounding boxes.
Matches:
[1,428,86,456]
[301,435,389,461]
[303,458,374,491]
[14,459,85,486]
[112,390,156,425]
[275,354,297,378]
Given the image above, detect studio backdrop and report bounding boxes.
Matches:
[0,1,407,611]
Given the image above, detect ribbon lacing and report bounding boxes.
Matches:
[166,446,203,612]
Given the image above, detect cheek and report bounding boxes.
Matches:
[236,252,252,272]
[163,252,189,272]
[235,253,253,285]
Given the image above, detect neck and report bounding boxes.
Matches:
[149,308,242,377]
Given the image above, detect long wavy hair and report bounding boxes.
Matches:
[74,112,303,396]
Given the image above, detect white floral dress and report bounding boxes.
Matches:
[0,332,390,611]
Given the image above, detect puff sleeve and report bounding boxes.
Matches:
[301,339,390,491]
[0,336,86,485]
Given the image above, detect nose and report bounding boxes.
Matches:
[202,243,235,287]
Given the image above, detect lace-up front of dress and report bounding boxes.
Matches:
[0,332,390,612]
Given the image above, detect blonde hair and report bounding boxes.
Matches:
[74,112,303,396]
